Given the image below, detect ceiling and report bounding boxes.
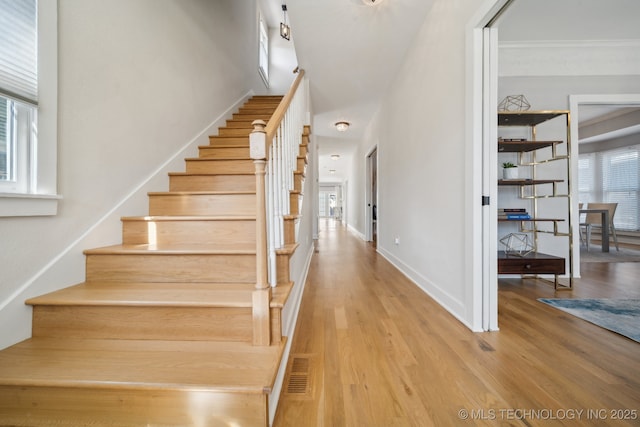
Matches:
[264,0,436,183]
[262,0,640,182]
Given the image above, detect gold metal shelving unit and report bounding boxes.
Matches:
[497,110,573,290]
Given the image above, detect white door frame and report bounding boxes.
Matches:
[468,0,513,332]
[365,146,378,242]
[569,93,640,278]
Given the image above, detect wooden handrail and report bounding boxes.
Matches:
[265,69,305,144]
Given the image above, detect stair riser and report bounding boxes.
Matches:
[198,146,250,158]
[149,193,255,216]
[122,219,256,245]
[299,143,309,157]
[186,159,254,174]
[226,119,261,128]
[246,99,281,105]
[237,107,276,115]
[169,174,255,192]
[283,217,298,245]
[231,113,271,121]
[32,306,253,342]
[290,193,302,215]
[277,253,291,285]
[217,127,253,137]
[297,157,307,172]
[294,174,305,192]
[209,135,249,146]
[86,253,256,283]
[0,386,268,427]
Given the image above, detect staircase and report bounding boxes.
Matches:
[0,95,309,426]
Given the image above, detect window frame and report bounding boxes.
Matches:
[0,0,60,217]
[258,10,269,88]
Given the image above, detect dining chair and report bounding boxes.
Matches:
[580,202,619,251]
[578,203,585,246]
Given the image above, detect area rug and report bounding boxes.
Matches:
[580,246,640,263]
[538,298,640,343]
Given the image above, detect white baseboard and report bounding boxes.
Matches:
[376,246,474,331]
[347,223,365,240]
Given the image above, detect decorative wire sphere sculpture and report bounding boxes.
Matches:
[498,95,531,112]
[499,233,535,257]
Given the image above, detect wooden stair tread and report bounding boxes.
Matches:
[148,190,255,196]
[209,135,249,139]
[0,337,286,393]
[26,282,261,308]
[199,144,249,149]
[168,171,254,176]
[84,243,256,255]
[275,243,299,256]
[186,156,252,161]
[122,215,256,221]
[271,282,293,308]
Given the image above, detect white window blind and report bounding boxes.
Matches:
[580,145,640,231]
[578,154,596,204]
[0,0,38,105]
[601,146,639,231]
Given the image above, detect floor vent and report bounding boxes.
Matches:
[284,354,314,398]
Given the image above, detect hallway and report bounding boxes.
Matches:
[274,220,640,426]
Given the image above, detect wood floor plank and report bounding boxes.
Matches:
[273,219,640,426]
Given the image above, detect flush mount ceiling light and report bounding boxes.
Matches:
[334,121,350,132]
[361,0,387,5]
[330,154,340,160]
[280,5,291,40]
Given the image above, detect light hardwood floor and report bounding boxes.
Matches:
[274,219,640,426]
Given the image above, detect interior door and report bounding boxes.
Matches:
[369,149,378,245]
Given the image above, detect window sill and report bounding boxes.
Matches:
[0,193,62,217]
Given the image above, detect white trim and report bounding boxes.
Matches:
[482,27,499,332]
[0,193,62,217]
[364,145,377,242]
[348,223,365,241]
[465,0,510,332]
[376,246,478,332]
[500,39,640,49]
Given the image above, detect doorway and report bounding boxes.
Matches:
[366,147,377,246]
[318,188,337,218]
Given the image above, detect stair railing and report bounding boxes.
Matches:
[250,69,307,345]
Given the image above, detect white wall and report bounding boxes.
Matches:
[0,0,276,350]
[347,0,485,329]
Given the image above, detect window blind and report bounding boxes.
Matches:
[578,154,595,203]
[0,0,38,105]
[601,145,639,231]
[580,145,640,231]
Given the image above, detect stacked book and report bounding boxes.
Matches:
[499,208,531,220]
